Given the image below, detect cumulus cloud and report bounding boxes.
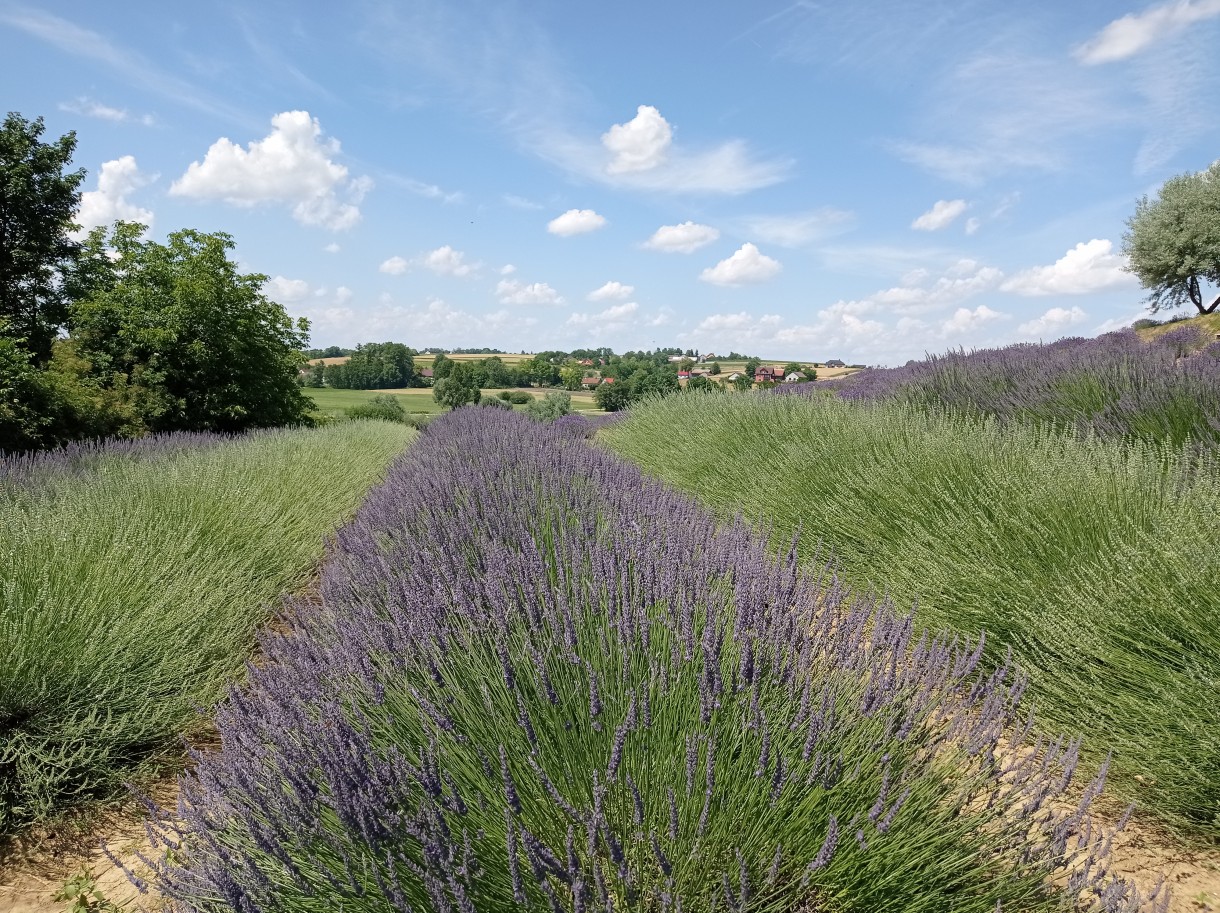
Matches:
[942,304,1006,335]
[71,155,155,239]
[1000,240,1133,296]
[1019,306,1089,336]
[496,278,565,305]
[587,281,635,301]
[500,264,517,275]
[263,275,312,303]
[170,110,371,231]
[379,256,409,275]
[699,243,782,286]
[642,221,720,253]
[421,245,479,277]
[740,209,854,247]
[1074,0,1220,64]
[59,97,154,125]
[912,199,969,231]
[567,301,640,327]
[602,105,673,174]
[547,208,607,236]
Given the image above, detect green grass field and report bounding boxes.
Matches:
[0,420,415,835]
[603,392,1220,838]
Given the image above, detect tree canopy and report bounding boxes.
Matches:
[325,342,417,389]
[68,222,313,434]
[0,112,85,363]
[1123,161,1220,315]
[433,362,481,409]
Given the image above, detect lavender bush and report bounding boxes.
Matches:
[149,409,1155,912]
[805,328,1220,448]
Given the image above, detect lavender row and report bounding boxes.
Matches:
[0,429,239,493]
[798,327,1220,448]
[147,408,1157,912]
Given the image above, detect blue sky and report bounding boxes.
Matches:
[4,0,1219,363]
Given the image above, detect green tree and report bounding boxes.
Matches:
[743,357,761,378]
[1,113,86,364]
[709,361,721,375]
[733,372,753,391]
[305,362,326,387]
[783,362,803,376]
[432,352,454,380]
[68,222,313,433]
[686,374,713,392]
[432,361,481,409]
[1123,161,1220,314]
[560,365,584,391]
[325,342,416,389]
[595,381,632,412]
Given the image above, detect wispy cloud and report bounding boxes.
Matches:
[737,208,854,247]
[0,5,254,126]
[58,97,154,126]
[1074,0,1220,65]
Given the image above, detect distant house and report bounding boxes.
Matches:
[677,370,691,380]
[726,372,744,381]
[581,375,601,389]
[784,371,807,383]
[825,359,846,368]
[579,358,594,367]
[754,365,784,384]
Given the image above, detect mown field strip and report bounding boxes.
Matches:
[603,392,1220,839]
[0,420,415,836]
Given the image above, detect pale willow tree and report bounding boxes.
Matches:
[1122,160,1220,315]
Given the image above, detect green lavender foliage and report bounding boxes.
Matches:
[603,393,1220,838]
[0,421,415,835]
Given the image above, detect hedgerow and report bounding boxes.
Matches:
[148,409,1153,912]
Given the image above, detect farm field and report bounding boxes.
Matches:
[124,409,1158,913]
[303,385,601,416]
[0,421,415,838]
[602,355,1220,841]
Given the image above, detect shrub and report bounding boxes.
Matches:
[482,396,512,410]
[344,394,408,423]
[509,390,533,405]
[149,410,1146,913]
[526,390,571,421]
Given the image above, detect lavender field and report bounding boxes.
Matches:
[605,332,1220,842]
[144,409,1156,912]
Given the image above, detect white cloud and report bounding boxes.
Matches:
[500,264,517,275]
[496,278,564,305]
[1000,240,1134,296]
[421,245,479,277]
[699,243,782,286]
[588,281,635,301]
[71,155,155,239]
[59,97,154,125]
[263,275,312,303]
[739,209,854,247]
[324,242,340,253]
[567,301,640,327]
[642,221,720,253]
[170,110,370,231]
[547,208,607,236]
[942,304,1006,335]
[380,256,409,275]
[965,217,981,235]
[1019,306,1088,336]
[335,286,353,304]
[912,199,969,231]
[602,105,672,174]
[1075,0,1220,64]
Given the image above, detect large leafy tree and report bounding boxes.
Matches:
[432,361,481,410]
[0,113,85,363]
[1123,161,1220,315]
[325,342,417,389]
[68,222,313,433]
